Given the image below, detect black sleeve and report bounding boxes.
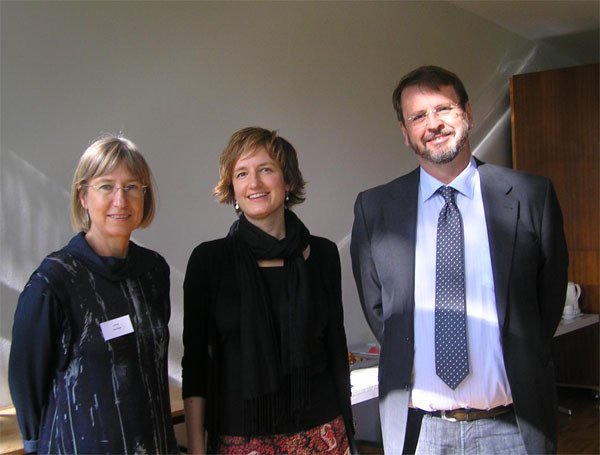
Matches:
[320,241,355,439]
[158,256,171,324]
[8,273,64,454]
[538,180,569,343]
[181,243,212,399]
[350,192,384,343]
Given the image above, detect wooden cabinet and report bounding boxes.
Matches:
[510,64,599,387]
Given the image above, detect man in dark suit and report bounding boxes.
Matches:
[350,66,568,454]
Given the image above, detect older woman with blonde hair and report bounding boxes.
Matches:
[9,135,178,454]
[182,127,355,454]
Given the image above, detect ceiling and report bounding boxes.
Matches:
[449,0,599,40]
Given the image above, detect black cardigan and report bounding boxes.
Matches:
[182,235,354,450]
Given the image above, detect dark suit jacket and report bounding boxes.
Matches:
[350,160,568,454]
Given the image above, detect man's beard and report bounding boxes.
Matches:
[409,121,470,164]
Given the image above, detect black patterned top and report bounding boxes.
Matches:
[9,233,178,454]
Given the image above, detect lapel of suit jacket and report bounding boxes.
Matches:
[381,168,420,314]
[477,161,519,332]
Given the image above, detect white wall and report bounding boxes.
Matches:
[0,0,593,406]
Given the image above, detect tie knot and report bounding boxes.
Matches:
[439,186,457,205]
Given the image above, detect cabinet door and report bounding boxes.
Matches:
[510,64,599,387]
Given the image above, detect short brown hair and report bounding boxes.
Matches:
[214,127,306,210]
[392,65,469,123]
[70,134,157,232]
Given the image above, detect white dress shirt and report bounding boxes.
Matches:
[411,158,513,411]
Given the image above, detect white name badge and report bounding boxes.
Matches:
[100,315,134,341]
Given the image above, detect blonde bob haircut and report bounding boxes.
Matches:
[70,135,157,232]
[214,127,306,211]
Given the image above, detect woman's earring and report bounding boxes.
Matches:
[285,192,290,202]
[234,200,239,211]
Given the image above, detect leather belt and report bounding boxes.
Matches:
[422,404,513,422]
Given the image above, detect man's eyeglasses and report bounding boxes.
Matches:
[82,183,147,199]
[406,103,462,129]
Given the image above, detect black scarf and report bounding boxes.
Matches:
[228,209,314,433]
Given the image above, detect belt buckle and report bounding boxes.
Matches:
[440,410,458,422]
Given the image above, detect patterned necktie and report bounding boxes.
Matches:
[435,186,469,389]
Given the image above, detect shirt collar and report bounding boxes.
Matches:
[420,157,477,202]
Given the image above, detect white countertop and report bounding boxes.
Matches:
[350,366,379,405]
[555,313,599,337]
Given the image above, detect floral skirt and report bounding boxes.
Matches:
[216,415,350,455]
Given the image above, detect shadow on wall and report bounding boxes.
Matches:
[470,44,543,166]
[471,40,585,165]
[0,149,73,289]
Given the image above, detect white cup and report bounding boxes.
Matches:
[563,282,581,319]
[563,303,580,318]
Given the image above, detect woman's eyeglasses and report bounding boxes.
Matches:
[81,183,147,199]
